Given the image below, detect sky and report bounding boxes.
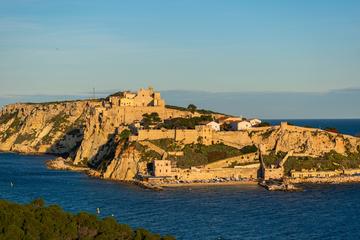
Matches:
[0,0,359,117]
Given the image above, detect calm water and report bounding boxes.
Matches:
[1,119,360,239]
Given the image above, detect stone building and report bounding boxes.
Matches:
[153,160,172,177]
[109,87,165,107]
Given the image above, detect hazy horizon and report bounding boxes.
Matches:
[1,88,359,119]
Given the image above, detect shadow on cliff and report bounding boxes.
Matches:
[87,128,127,172]
[47,127,84,159]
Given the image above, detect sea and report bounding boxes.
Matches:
[1,119,360,240]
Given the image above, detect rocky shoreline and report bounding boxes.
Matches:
[287,175,360,184]
[46,157,101,177]
[160,178,258,187]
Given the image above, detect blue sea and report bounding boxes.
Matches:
[266,119,360,136]
[1,119,360,240]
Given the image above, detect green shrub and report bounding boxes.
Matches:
[163,115,213,129]
[150,139,181,152]
[14,132,36,144]
[120,129,131,140]
[260,128,275,139]
[0,199,174,240]
[0,111,18,124]
[239,145,258,154]
[254,122,270,127]
[2,114,23,141]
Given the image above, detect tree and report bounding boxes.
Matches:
[187,104,197,113]
[142,112,162,128]
[120,129,131,140]
[255,122,270,127]
[0,199,173,239]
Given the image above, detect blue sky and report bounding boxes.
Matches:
[1,0,359,96]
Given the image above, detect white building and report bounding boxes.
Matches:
[206,121,221,131]
[230,121,252,131]
[249,118,262,126]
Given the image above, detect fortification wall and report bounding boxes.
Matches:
[137,126,214,145]
[212,131,253,147]
[173,168,258,181]
[137,129,176,141]
[205,153,258,169]
[174,130,202,144]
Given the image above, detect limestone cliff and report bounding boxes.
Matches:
[0,100,100,156]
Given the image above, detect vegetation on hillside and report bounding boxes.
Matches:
[142,112,162,128]
[262,152,287,167]
[150,139,182,152]
[1,113,24,141]
[165,105,225,115]
[263,150,360,175]
[0,199,174,240]
[0,111,19,125]
[173,143,251,168]
[162,115,213,129]
[284,150,360,174]
[14,132,36,144]
[134,142,162,163]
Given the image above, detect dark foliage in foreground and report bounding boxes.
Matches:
[0,199,175,240]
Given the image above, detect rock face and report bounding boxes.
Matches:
[0,100,98,156]
[1,98,360,183]
[102,145,143,181]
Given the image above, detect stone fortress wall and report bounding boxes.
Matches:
[171,167,258,181]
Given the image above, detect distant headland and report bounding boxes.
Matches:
[1,87,360,191]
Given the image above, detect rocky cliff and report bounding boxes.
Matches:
[0,100,100,156]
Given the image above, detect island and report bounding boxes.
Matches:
[1,87,360,191]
